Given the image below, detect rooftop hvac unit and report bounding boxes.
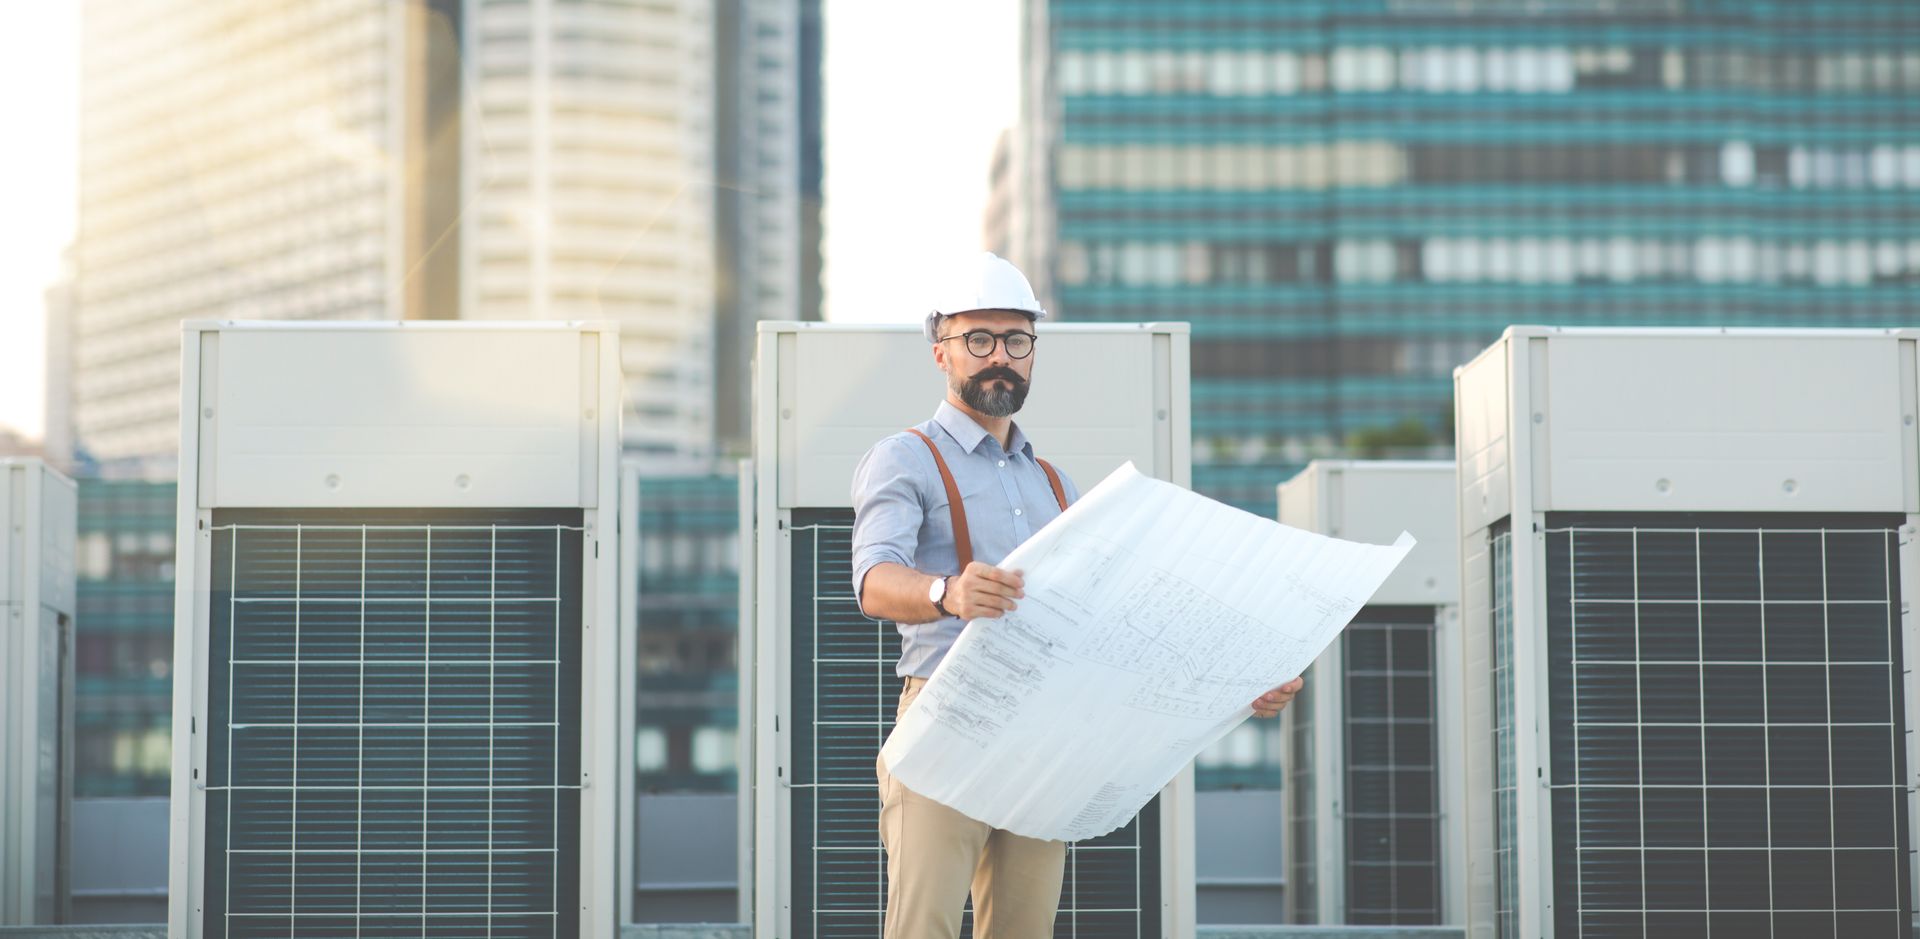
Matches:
[167,322,623,938]
[1,459,76,925]
[1277,460,1463,927]
[1456,326,1920,939]
[749,322,1195,938]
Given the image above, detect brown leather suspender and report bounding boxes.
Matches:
[906,428,975,570]
[905,427,1069,572]
[1037,458,1067,511]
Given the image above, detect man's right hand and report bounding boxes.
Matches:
[944,562,1024,620]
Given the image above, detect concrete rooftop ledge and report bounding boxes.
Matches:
[1200,929,1464,939]
[0,929,167,939]
[616,926,1468,938]
[615,929,1467,939]
[26,916,1920,937]
[621,926,754,939]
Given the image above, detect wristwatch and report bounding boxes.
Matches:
[928,575,954,617]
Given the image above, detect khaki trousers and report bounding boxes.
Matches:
[877,676,1068,939]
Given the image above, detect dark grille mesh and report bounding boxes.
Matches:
[1343,605,1441,924]
[204,510,583,939]
[1544,513,1911,939]
[1285,667,1318,923]
[1491,526,1517,939]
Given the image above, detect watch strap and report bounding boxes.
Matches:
[932,575,954,618]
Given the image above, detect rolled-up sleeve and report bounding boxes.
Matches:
[850,436,926,609]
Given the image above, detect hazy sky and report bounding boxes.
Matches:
[0,1,1018,442]
[0,5,78,441]
[819,0,1020,324]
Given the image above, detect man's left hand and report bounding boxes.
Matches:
[1250,677,1304,719]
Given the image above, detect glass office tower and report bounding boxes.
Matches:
[635,474,743,793]
[72,479,176,797]
[1021,0,1920,514]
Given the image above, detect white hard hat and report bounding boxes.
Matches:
[923,252,1048,343]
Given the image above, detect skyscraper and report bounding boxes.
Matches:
[1013,0,1920,513]
[75,0,399,471]
[72,0,822,474]
[632,473,742,794]
[460,0,722,468]
[70,479,176,799]
[712,0,825,460]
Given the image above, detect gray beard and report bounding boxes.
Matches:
[956,372,1028,418]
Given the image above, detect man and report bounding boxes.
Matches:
[850,252,1303,938]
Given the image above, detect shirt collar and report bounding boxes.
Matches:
[934,400,1033,459]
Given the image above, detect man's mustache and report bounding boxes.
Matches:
[971,367,1026,386]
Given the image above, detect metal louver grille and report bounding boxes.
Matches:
[1490,526,1517,939]
[787,510,1160,939]
[203,510,584,939]
[1285,674,1317,924]
[1544,513,1911,938]
[1342,606,1440,925]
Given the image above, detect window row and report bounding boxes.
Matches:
[1060,237,1920,288]
[1190,336,1494,380]
[75,529,177,581]
[639,528,740,578]
[1057,142,1920,191]
[1057,45,1920,97]
[75,719,172,798]
[635,725,737,780]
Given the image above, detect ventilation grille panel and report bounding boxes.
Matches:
[203,512,583,939]
[1343,606,1440,924]
[1544,515,1911,939]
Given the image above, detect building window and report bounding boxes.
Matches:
[1057,51,1086,94]
[1422,239,1454,283]
[1547,239,1577,284]
[643,534,666,575]
[1088,50,1116,92]
[1721,141,1754,187]
[1514,239,1544,284]
[1183,241,1211,285]
[79,532,113,579]
[637,727,667,772]
[691,727,735,774]
[1209,51,1241,95]
[1607,237,1636,282]
[1300,52,1327,91]
[1058,241,1089,285]
[1118,49,1149,94]
[1874,241,1905,282]
[1335,240,1394,283]
[1272,51,1300,94]
[1814,240,1845,286]
[1481,47,1512,91]
[1448,46,1481,92]
[1414,46,1449,91]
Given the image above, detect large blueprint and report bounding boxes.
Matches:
[879,462,1415,841]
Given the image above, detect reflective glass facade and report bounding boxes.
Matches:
[73,478,176,797]
[1030,0,1920,513]
[635,474,742,793]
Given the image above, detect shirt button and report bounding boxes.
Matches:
[997,460,1006,468]
[1014,508,1023,516]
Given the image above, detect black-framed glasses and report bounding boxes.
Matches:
[938,329,1037,359]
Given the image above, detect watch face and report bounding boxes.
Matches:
[929,576,945,603]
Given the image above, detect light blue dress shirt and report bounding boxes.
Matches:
[850,401,1081,677]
